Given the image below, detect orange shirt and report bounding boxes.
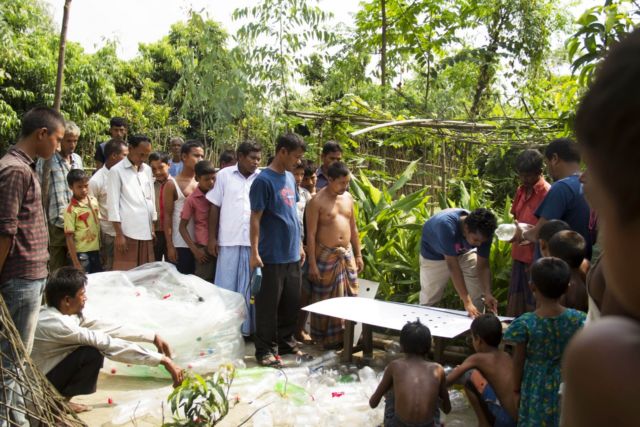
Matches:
[511,178,550,264]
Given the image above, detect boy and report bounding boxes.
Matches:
[370,320,451,427]
[180,160,216,281]
[294,160,313,344]
[293,161,312,239]
[446,314,517,427]
[64,169,102,274]
[537,219,570,257]
[301,159,317,196]
[149,152,171,262]
[548,230,588,312]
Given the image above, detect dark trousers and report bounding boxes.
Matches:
[254,262,301,359]
[77,251,103,274]
[176,247,195,275]
[46,346,104,398]
[154,231,167,261]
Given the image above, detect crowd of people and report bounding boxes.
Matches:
[2,28,640,427]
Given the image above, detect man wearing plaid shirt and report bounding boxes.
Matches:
[36,121,84,272]
[0,107,65,426]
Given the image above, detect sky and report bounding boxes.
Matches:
[42,0,362,59]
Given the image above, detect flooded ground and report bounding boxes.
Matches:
[78,340,476,426]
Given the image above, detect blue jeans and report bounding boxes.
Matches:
[0,277,46,426]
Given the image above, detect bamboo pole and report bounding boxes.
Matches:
[53,0,72,111]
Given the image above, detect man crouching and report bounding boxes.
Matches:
[32,267,183,412]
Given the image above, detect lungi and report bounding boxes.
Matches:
[112,236,154,271]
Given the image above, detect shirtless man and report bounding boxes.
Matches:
[305,161,363,348]
[370,320,451,427]
[446,314,518,427]
[163,141,204,274]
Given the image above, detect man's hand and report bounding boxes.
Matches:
[192,246,210,264]
[464,299,481,318]
[355,255,364,273]
[153,334,172,358]
[115,234,127,254]
[484,294,498,314]
[160,357,183,388]
[167,245,177,263]
[250,252,263,270]
[207,237,219,258]
[510,220,524,244]
[300,246,306,266]
[308,263,321,284]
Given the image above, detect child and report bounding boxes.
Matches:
[537,219,570,257]
[64,169,102,273]
[370,320,451,427]
[548,230,588,312]
[504,257,586,427]
[293,160,313,344]
[301,159,317,196]
[446,314,517,427]
[149,152,171,261]
[293,161,312,239]
[179,160,216,281]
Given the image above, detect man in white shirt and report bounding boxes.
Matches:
[32,267,183,413]
[207,142,262,336]
[107,135,156,271]
[88,139,128,271]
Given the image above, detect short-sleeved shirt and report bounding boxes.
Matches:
[36,152,83,228]
[64,196,101,253]
[206,164,259,247]
[315,167,328,190]
[0,147,49,282]
[420,208,492,261]
[249,168,300,264]
[168,160,183,177]
[88,166,115,237]
[535,174,592,258]
[181,187,210,246]
[511,178,550,264]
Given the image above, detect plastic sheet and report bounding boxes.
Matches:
[85,262,246,379]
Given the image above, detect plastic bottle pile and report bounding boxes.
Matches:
[85,262,247,378]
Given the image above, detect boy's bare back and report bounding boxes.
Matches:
[387,357,448,424]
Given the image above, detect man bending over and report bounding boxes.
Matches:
[32,267,183,412]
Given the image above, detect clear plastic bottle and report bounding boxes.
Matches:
[495,223,532,241]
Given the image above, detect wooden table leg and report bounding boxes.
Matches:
[433,337,445,363]
[342,320,355,363]
[362,324,373,359]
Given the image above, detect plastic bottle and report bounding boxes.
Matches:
[495,223,532,241]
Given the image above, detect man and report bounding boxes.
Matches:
[218,149,237,169]
[168,137,185,177]
[521,138,592,259]
[0,107,65,425]
[94,117,127,169]
[32,267,182,413]
[305,162,363,348]
[420,208,498,318]
[88,139,128,271]
[163,141,203,274]
[149,152,171,262]
[315,141,343,190]
[107,135,156,271]
[37,121,83,272]
[207,142,262,336]
[249,133,307,366]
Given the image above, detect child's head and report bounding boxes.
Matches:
[149,151,170,183]
[195,160,216,192]
[66,169,89,200]
[538,219,570,256]
[530,257,571,300]
[470,314,502,350]
[302,160,317,192]
[293,161,305,187]
[548,230,586,270]
[400,319,432,356]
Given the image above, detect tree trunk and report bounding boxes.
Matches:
[53,0,72,111]
[380,0,387,88]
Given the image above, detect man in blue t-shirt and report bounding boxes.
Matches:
[249,133,307,367]
[420,208,498,317]
[522,138,593,259]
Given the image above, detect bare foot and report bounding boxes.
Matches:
[295,330,314,344]
[67,401,91,413]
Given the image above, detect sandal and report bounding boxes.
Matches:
[280,349,314,362]
[257,354,283,368]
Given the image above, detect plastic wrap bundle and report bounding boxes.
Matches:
[85,262,246,379]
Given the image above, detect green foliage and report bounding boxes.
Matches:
[164,365,235,427]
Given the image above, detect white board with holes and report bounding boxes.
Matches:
[304,297,502,338]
